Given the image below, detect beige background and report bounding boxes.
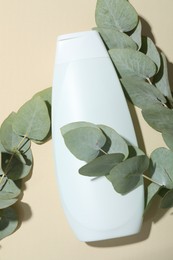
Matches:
[0,0,173,259]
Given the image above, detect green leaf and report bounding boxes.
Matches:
[13,96,50,142]
[98,124,129,158]
[141,36,161,71]
[142,104,173,134]
[95,0,138,32]
[154,52,173,102]
[107,155,149,194]
[96,27,137,50]
[33,87,52,106]
[79,153,124,177]
[61,122,106,162]
[0,112,30,154]
[160,189,173,208]
[127,145,145,158]
[2,148,33,180]
[109,48,157,79]
[121,76,166,109]
[0,179,21,199]
[0,207,18,240]
[0,198,18,209]
[162,132,173,151]
[130,20,142,49]
[149,148,173,189]
[145,182,160,208]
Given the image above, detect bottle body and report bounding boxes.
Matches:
[52,31,144,242]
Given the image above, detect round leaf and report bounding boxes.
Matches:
[13,96,50,141]
[79,153,124,177]
[162,132,173,151]
[160,189,173,209]
[96,27,137,50]
[2,148,33,180]
[149,148,173,189]
[142,104,173,134]
[0,179,21,200]
[107,155,149,194]
[0,207,18,240]
[121,76,166,109]
[0,112,27,153]
[95,0,138,32]
[109,48,157,79]
[130,20,142,49]
[61,123,106,162]
[98,124,129,158]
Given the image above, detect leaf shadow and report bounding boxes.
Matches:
[140,16,173,93]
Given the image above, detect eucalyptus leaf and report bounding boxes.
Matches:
[160,189,173,208]
[141,36,161,71]
[142,104,173,134]
[79,153,124,177]
[130,20,142,49]
[154,52,173,102]
[61,123,106,162]
[127,145,145,158]
[0,198,18,209]
[61,122,97,136]
[2,148,33,180]
[98,124,129,158]
[13,96,50,142]
[149,148,173,189]
[145,182,160,209]
[96,27,137,50]
[109,48,157,79]
[0,179,21,200]
[162,132,173,151]
[0,112,29,154]
[0,207,18,240]
[107,155,149,194]
[121,76,166,109]
[95,0,138,32]
[33,87,52,107]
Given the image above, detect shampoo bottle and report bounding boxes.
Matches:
[52,30,144,242]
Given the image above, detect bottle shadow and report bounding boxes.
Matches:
[86,195,169,248]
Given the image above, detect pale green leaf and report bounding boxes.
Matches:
[162,132,173,151]
[149,148,173,189]
[33,87,52,106]
[145,182,160,208]
[61,122,97,136]
[160,189,173,208]
[107,155,149,194]
[2,148,33,180]
[0,198,17,209]
[61,123,106,162]
[130,20,142,49]
[0,207,18,240]
[79,153,124,177]
[96,27,137,50]
[0,113,29,154]
[0,179,21,200]
[141,36,161,71]
[154,52,173,102]
[98,124,129,158]
[142,104,173,134]
[95,0,138,32]
[109,48,157,79]
[13,96,50,141]
[121,76,166,109]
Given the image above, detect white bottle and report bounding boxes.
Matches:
[52,30,144,242]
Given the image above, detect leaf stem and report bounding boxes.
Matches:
[0,135,28,184]
[142,174,163,187]
[99,148,108,155]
